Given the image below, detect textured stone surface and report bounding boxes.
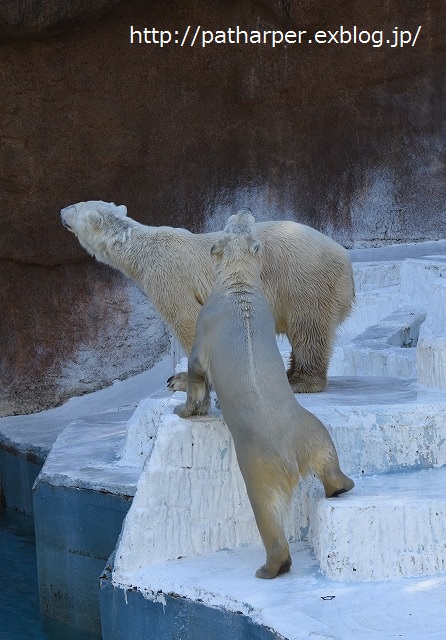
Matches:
[312,467,446,581]
[0,260,169,415]
[1,0,445,415]
[0,0,124,36]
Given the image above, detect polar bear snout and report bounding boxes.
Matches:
[60,205,76,231]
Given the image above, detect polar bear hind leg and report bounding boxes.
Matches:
[319,464,355,498]
[286,316,335,393]
[238,454,297,579]
[298,415,355,498]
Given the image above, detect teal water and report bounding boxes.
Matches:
[0,507,98,640]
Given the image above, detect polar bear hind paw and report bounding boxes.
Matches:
[324,474,355,498]
[288,374,327,394]
[255,556,292,579]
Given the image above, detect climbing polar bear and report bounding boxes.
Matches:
[60,200,354,392]
[174,211,354,579]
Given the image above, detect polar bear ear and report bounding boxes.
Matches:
[114,204,128,218]
[86,210,104,232]
[247,236,261,255]
[210,237,227,258]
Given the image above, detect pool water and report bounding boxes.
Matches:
[0,507,99,640]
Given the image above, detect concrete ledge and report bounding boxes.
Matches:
[417,335,446,389]
[101,557,282,640]
[343,309,426,379]
[340,308,425,378]
[417,280,446,389]
[0,447,43,515]
[311,466,446,581]
[105,541,446,640]
[33,410,141,636]
[0,356,172,514]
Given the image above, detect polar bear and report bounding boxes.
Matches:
[174,211,354,578]
[60,200,354,392]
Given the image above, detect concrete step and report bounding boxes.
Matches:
[310,466,446,581]
[172,362,446,478]
[297,377,446,476]
[331,342,417,378]
[335,309,425,379]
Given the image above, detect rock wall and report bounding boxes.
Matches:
[1,0,445,414]
[0,260,169,415]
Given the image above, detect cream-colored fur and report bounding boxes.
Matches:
[60,200,354,392]
[174,212,354,579]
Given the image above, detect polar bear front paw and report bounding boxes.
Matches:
[167,372,189,392]
[174,399,210,418]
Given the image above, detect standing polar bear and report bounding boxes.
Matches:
[174,211,354,578]
[60,201,354,392]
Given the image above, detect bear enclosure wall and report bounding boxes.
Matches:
[1,0,445,415]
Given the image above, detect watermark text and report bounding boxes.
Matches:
[129,25,422,49]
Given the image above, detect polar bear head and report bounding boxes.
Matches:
[61,200,128,233]
[60,200,133,260]
[211,209,260,262]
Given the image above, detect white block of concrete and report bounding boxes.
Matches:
[416,280,446,389]
[114,395,342,579]
[299,379,446,476]
[336,309,425,379]
[339,261,404,341]
[400,257,446,308]
[341,344,417,378]
[420,277,446,334]
[114,397,260,577]
[311,467,446,581]
[338,287,401,341]
[118,396,173,466]
[352,261,402,292]
[417,335,446,389]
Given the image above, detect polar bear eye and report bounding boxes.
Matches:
[210,240,223,257]
[248,237,261,255]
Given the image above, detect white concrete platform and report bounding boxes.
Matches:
[111,541,446,640]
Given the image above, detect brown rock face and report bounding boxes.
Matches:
[0,0,125,36]
[0,259,169,415]
[1,0,445,415]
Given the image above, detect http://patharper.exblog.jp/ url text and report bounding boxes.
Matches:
[129,25,422,49]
